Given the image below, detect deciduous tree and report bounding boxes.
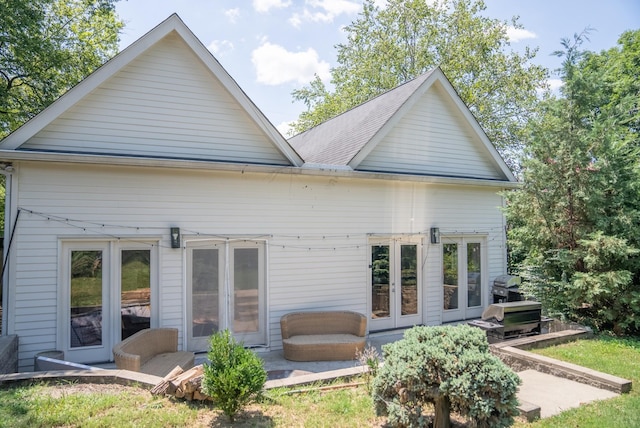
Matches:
[1,0,123,137]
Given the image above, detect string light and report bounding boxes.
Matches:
[16,207,506,251]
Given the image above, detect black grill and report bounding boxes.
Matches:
[492,275,523,303]
[469,300,547,341]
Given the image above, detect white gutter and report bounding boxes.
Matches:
[0,150,520,189]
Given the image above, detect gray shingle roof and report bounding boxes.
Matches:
[288,70,436,166]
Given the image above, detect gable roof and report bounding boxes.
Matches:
[0,14,303,167]
[289,68,516,182]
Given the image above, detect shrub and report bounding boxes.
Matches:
[201,329,267,422]
[372,325,520,428]
[356,343,381,392]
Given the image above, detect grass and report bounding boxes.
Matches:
[0,383,202,428]
[0,380,383,427]
[2,336,638,427]
[515,335,640,428]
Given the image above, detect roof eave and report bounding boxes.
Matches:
[0,150,519,189]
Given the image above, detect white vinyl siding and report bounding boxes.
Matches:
[21,34,290,166]
[9,161,507,370]
[357,84,503,180]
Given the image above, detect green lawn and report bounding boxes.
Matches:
[515,335,640,428]
[1,336,638,427]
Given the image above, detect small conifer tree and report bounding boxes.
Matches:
[372,325,520,428]
[201,329,267,422]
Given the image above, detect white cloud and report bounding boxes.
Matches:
[207,39,234,56]
[251,41,331,85]
[225,8,240,23]
[547,78,563,92]
[506,26,537,43]
[254,0,292,13]
[289,0,361,28]
[276,120,295,137]
[536,78,563,97]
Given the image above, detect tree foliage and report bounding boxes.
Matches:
[506,29,640,335]
[372,325,520,428]
[201,329,267,422]
[290,0,547,167]
[0,0,123,137]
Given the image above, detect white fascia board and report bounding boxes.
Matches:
[0,150,519,189]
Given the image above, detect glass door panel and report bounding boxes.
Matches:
[233,248,259,334]
[231,244,265,345]
[64,241,111,364]
[120,249,151,340]
[191,248,220,340]
[443,243,459,311]
[400,245,418,316]
[371,245,390,319]
[467,243,482,308]
[70,250,104,348]
[442,238,486,322]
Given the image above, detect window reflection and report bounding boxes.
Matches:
[70,250,103,348]
[120,250,151,340]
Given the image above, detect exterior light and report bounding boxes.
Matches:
[430,227,440,244]
[170,227,181,248]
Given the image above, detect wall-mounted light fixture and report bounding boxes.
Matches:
[430,227,440,244]
[170,227,181,248]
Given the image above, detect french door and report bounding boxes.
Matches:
[61,241,157,363]
[369,237,422,331]
[442,237,486,322]
[186,240,266,351]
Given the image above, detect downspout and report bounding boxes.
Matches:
[0,163,16,335]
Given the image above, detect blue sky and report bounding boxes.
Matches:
[115,0,640,135]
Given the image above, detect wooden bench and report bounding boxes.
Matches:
[112,328,195,377]
[280,311,367,361]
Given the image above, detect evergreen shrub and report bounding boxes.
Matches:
[372,324,520,428]
[201,329,267,422]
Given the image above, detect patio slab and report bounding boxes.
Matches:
[517,369,619,418]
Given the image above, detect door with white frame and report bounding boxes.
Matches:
[442,236,486,322]
[61,240,157,364]
[186,239,266,352]
[369,237,422,331]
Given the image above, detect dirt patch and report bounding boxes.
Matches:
[41,382,149,399]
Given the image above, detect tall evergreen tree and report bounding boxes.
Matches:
[506,30,640,334]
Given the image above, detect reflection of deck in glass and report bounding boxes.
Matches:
[192,292,219,337]
[372,284,389,318]
[401,286,418,315]
[234,289,259,333]
[70,307,103,347]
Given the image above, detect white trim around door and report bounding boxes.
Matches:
[59,239,159,364]
[441,236,487,322]
[185,239,267,352]
[369,236,423,331]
